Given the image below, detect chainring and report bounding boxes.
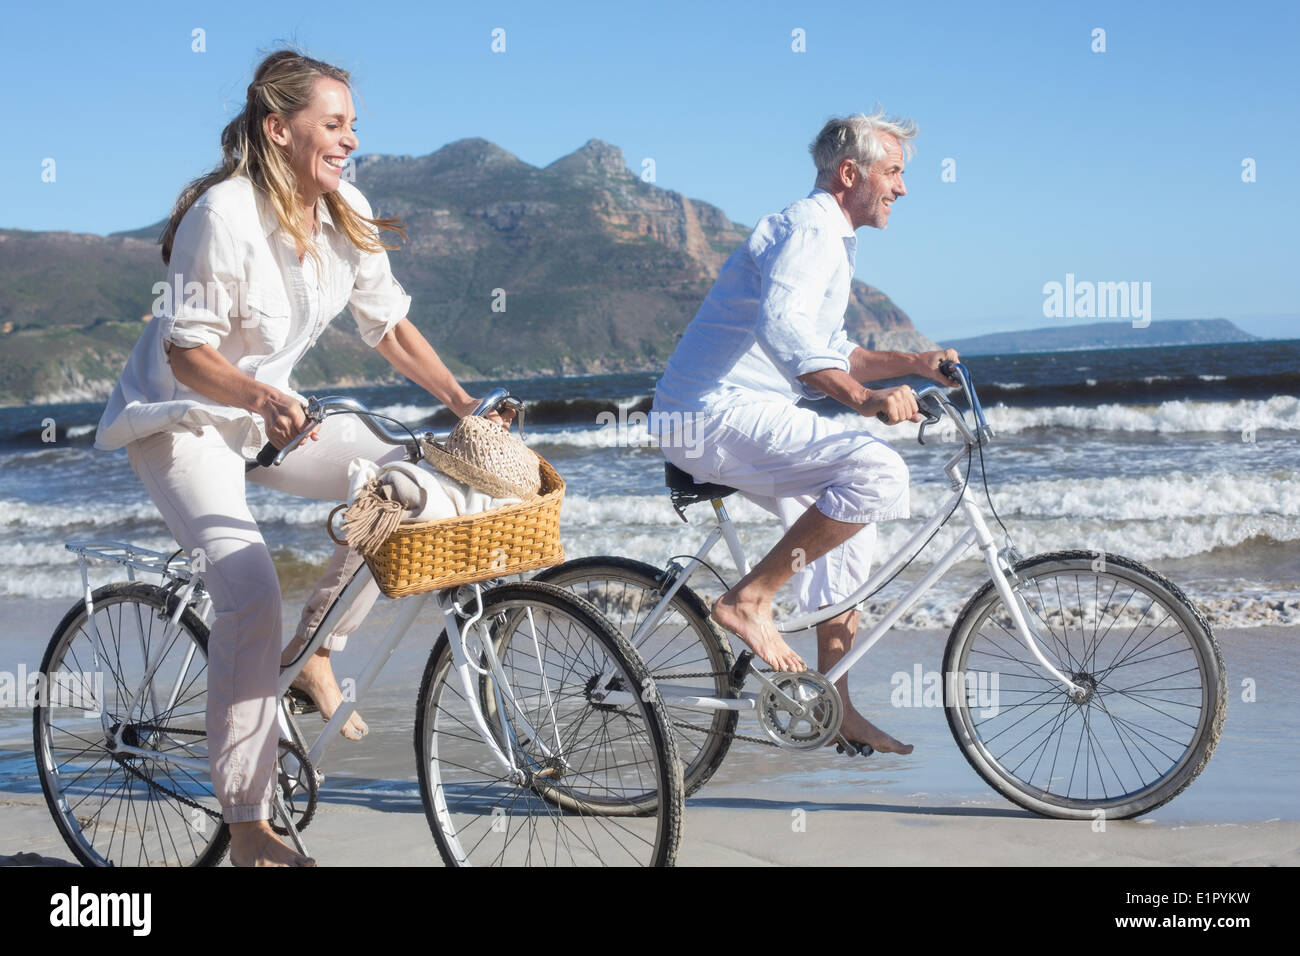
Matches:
[271,736,319,835]
[756,670,843,751]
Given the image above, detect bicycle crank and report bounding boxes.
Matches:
[271,737,319,836]
[755,670,843,751]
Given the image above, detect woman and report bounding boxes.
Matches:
[95,50,501,866]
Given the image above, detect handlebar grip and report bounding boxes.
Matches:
[255,442,280,468]
[876,412,891,423]
[939,359,961,385]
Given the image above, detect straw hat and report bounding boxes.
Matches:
[423,415,542,499]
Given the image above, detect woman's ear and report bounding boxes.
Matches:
[264,113,291,148]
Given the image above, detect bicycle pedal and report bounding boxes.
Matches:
[285,687,319,716]
[729,650,755,689]
[835,740,874,758]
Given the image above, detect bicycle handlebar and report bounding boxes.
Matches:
[872,360,992,447]
[910,361,994,447]
[250,390,523,469]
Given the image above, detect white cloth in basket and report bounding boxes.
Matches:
[346,458,521,520]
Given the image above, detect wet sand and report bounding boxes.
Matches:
[2,594,1296,865]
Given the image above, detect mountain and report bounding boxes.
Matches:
[0,137,935,405]
[945,319,1258,356]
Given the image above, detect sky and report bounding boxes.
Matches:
[3,0,1297,341]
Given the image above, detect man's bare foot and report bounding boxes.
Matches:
[289,650,368,741]
[711,590,806,671]
[228,820,316,867]
[829,708,913,755]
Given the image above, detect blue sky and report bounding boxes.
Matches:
[4,0,1297,340]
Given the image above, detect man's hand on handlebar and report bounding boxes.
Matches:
[915,348,963,387]
[862,384,923,425]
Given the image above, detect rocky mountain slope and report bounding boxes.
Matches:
[0,138,934,404]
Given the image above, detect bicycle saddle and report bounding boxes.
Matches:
[665,463,736,520]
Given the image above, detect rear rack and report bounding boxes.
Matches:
[65,540,208,620]
[66,540,196,582]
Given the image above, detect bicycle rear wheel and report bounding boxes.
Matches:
[415,582,683,866]
[943,551,1226,819]
[534,556,737,797]
[33,582,229,866]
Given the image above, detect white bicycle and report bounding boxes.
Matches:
[32,393,683,866]
[537,362,1228,819]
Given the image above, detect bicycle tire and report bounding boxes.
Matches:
[943,550,1227,820]
[414,581,683,866]
[534,556,737,797]
[33,582,230,866]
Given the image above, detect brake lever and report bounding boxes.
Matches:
[916,410,943,445]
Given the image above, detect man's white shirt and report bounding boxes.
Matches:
[653,188,858,417]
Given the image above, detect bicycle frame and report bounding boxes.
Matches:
[278,567,560,779]
[601,397,1086,716]
[64,541,558,830]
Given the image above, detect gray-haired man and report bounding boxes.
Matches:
[652,112,959,753]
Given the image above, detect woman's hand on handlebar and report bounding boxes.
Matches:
[254,387,319,448]
[452,396,515,431]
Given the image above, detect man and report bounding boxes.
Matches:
[651,111,959,754]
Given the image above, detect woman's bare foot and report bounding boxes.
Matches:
[228,820,316,867]
[286,647,368,741]
[830,708,913,754]
[711,589,805,672]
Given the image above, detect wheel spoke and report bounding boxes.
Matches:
[36,584,227,866]
[417,583,681,866]
[948,554,1223,819]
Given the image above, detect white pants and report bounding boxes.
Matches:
[126,416,399,823]
[660,401,909,612]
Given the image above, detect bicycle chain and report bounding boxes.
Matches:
[649,669,781,748]
[110,724,223,822]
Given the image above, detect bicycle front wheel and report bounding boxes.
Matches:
[415,582,683,866]
[33,582,229,866]
[535,556,737,797]
[943,551,1226,820]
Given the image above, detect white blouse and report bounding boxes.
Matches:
[94,174,411,456]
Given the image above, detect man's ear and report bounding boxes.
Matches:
[836,157,858,188]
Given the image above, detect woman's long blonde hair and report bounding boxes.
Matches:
[160,49,405,267]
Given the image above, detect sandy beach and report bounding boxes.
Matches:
[3,593,1296,866]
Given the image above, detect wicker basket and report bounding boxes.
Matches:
[329,457,565,598]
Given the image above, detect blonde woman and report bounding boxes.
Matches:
[95,50,502,866]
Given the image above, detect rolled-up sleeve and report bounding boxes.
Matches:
[349,246,411,347]
[339,185,412,347]
[162,206,240,349]
[828,326,857,361]
[754,225,852,387]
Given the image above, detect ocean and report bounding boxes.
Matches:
[1,339,1297,631]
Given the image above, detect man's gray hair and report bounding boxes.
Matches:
[810,110,917,185]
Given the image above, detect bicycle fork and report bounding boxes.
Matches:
[442,587,566,784]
